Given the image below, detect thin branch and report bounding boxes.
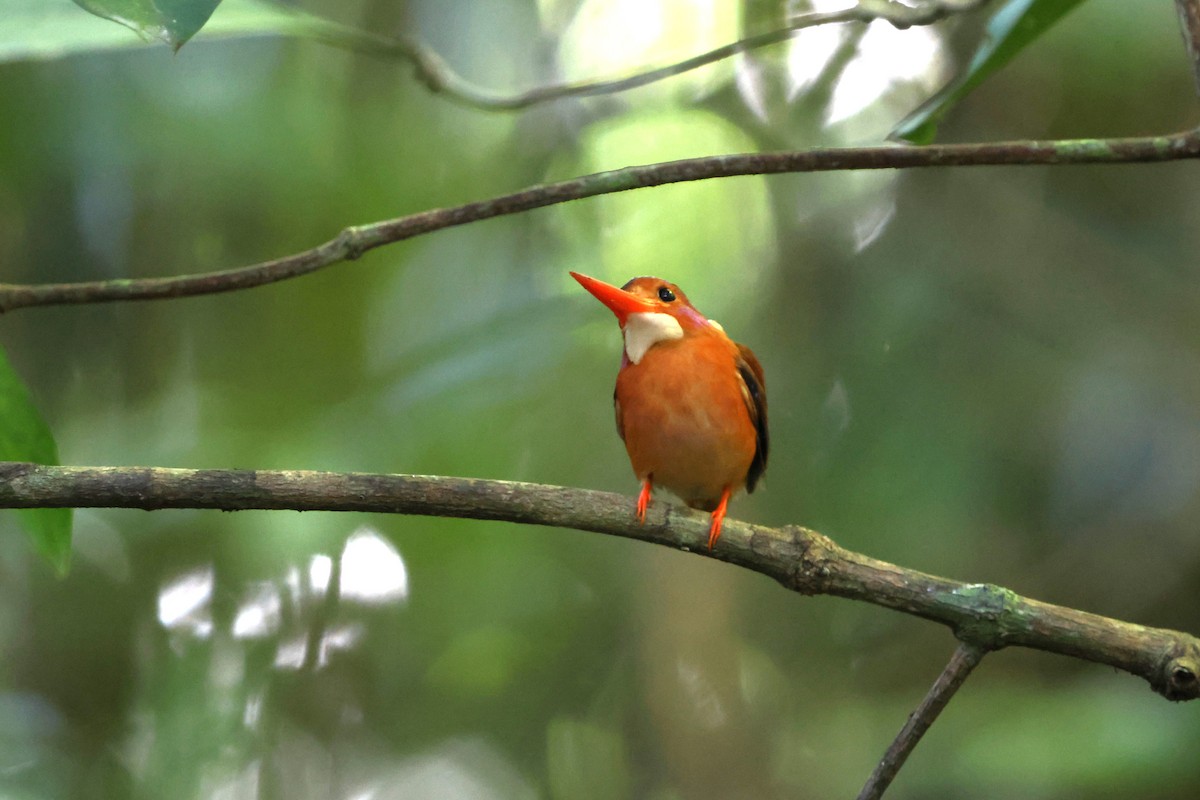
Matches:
[304,0,988,112]
[857,642,986,800]
[2,128,1199,313]
[1177,0,1200,97]
[2,462,1198,702]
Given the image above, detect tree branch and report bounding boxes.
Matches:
[857,642,985,800]
[2,462,1197,702]
[1177,0,1200,96]
[309,0,988,112]
[2,128,1198,313]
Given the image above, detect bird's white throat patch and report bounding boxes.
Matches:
[623,312,684,365]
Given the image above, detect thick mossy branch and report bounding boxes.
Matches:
[1,462,1196,701]
[2,130,1199,312]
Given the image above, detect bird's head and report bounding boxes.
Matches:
[570,271,722,365]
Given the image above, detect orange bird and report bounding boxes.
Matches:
[571,272,768,549]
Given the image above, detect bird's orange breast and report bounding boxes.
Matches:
[615,331,757,511]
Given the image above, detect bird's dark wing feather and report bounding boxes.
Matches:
[614,388,626,442]
[735,344,768,493]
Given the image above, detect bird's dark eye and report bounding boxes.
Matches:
[657,286,676,302]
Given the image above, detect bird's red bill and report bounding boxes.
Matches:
[570,271,657,325]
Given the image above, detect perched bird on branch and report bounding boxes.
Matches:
[571,272,768,549]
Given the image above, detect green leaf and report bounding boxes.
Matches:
[891,0,1091,144]
[72,0,223,51]
[0,347,72,574]
[0,0,332,64]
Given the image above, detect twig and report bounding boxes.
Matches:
[857,642,985,800]
[2,128,1198,313]
[1177,0,1200,97]
[1,462,1197,702]
[302,0,989,112]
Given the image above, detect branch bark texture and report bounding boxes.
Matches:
[2,129,1199,313]
[2,462,1197,702]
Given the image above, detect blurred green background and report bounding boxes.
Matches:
[2,0,1199,797]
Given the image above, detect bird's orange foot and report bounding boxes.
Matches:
[707,487,732,551]
[635,480,652,524]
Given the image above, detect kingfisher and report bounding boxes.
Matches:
[570,272,768,550]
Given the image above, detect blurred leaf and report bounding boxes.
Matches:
[890,0,1090,143]
[0,0,335,64]
[425,626,529,697]
[0,347,71,574]
[946,681,1193,795]
[547,718,630,800]
[553,109,775,320]
[740,0,786,35]
[72,0,223,51]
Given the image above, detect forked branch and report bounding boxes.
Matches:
[311,0,989,111]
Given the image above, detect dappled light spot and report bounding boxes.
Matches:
[853,190,897,252]
[243,690,264,730]
[558,0,737,101]
[284,563,303,608]
[340,526,409,606]
[315,623,365,668]
[786,5,947,126]
[232,582,282,640]
[309,553,333,595]
[677,658,728,730]
[271,623,366,671]
[157,565,213,638]
[783,11,847,99]
[273,634,308,671]
[551,109,775,316]
[154,527,407,674]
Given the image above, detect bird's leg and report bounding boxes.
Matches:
[707,487,732,551]
[636,479,653,524]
